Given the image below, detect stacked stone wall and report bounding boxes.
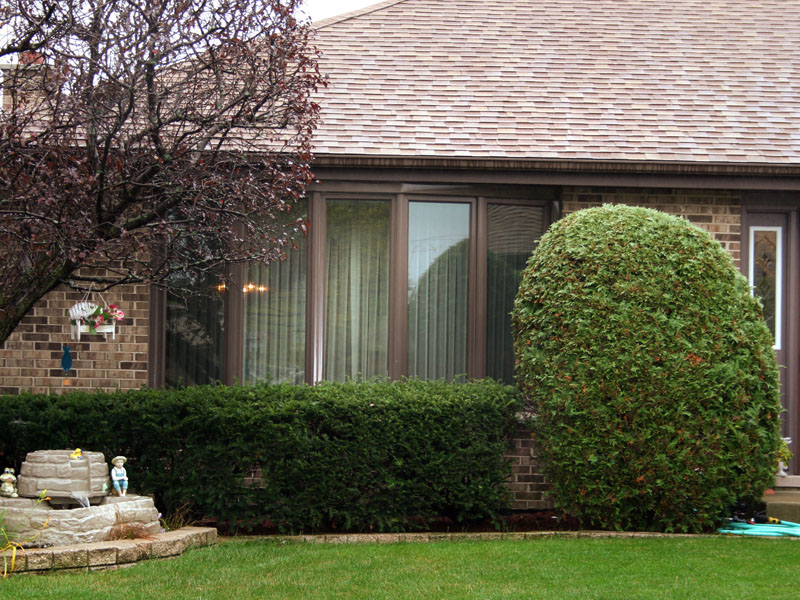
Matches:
[0,495,161,547]
[0,283,149,395]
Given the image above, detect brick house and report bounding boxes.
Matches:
[1,0,799,503]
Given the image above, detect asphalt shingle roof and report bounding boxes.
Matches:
[311,0,800,165]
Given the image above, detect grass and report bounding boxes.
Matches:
[3,535,800,599]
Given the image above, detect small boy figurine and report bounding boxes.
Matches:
[111,455,128,496]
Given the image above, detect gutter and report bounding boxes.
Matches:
[312,154,800,179]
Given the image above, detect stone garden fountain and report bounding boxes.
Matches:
[0,450,161,546]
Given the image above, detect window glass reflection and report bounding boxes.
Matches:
[408,202,470,380]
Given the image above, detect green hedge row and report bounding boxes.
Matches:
[0,379,520,532]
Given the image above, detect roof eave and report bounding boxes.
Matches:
[312,154,800,178]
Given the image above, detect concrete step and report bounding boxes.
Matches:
[763,490,800,524]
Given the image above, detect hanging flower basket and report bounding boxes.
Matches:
[69,301,124,341]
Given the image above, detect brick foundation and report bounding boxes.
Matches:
[505,426,552,510]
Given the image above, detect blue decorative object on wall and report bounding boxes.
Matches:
[61,345,73,374]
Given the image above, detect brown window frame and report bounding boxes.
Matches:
[152,182,558,386]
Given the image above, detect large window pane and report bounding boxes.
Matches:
[165,275,225,386]
[242,216,307,384]
[486,204,546,383]
[408,202,470,380]
[325,200,390,380]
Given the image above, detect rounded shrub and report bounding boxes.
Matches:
[512,204,782,532]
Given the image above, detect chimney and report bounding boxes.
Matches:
[0,54,47,114]
[19,51,45,65]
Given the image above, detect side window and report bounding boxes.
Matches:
[242,201,309,384]
[748,225,783,350]
[165,275,226,386]
[324,199,391,380]
[407,201,471,380]
[486,203,546,384]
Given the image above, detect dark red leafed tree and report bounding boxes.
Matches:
[0,0,322,345]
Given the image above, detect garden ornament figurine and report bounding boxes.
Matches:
[61,344,73,374]
[69,448,83,460]
[778,437,792,477]
[111,456,129,496]
[0,467,18,498]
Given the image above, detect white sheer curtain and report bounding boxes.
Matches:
[325,200,390,380]
[241,204,308,384]
[242,248,307,384]
[407,202,470,380]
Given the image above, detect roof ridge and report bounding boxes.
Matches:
[312,0,409,29]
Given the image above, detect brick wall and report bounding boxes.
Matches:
[562,187,742,267]
[505,427,551,510]
[0,283,150,395]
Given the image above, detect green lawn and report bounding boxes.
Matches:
[4,536,799,599]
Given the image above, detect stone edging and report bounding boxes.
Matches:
[252,529,800,544]
[10,525,798,576]
[8,526,217,575]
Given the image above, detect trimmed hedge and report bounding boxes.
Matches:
[0,379,519,532]
[512,205,783,533]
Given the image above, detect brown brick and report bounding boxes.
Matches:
[21,333,50,342]
[21,316,48,325]
[92,360,118,369]
[127,292,150,301]
[49,368,77,377]
[88,379,121,389]
[21,368,49,377]
[120,362,148,370]
[47,299,72,309]
[715,233,740,242]
[513,492,546,501]
[38,342,62,351]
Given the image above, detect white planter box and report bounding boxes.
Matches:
[70,322,116,341]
